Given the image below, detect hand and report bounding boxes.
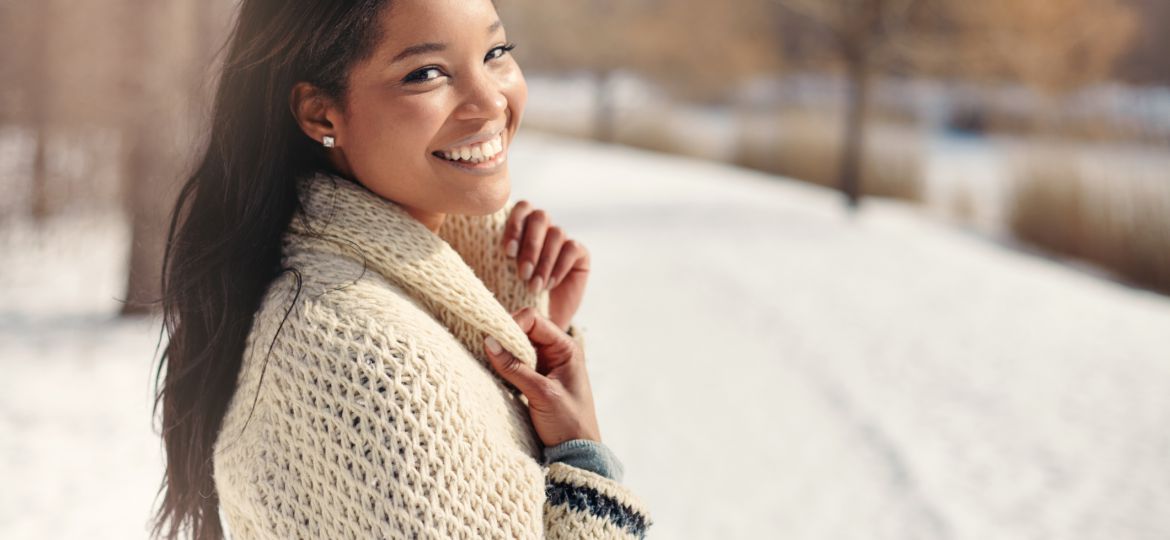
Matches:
[502,201,590,332]
[483,307,601,447]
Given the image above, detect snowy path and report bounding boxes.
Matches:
[2,131,1169,539]
[511,132,1170,539]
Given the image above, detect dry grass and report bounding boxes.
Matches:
[964,104,1170,147]
[1007,149,1170,294]
[732,108,926,204]
[523,109,709,161]
[520,117,595,141]
[611,116,693,158]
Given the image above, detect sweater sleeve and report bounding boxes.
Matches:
[544,438,625,482]
[231,303,650,539]
[544,462,652,539]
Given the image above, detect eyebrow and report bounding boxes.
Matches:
[390,20,504,64]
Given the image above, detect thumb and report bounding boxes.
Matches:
[483,335,546,399]
[511,307,576,349]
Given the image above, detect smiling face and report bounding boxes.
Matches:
[294,0,527,228]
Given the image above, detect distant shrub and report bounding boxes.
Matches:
[524,106,712,161]
[733,108,926,204]
[1007,149,1170,294]
[612,116,693,158]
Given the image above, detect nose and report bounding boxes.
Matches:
[453,68,507,120]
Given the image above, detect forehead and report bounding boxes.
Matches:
[378,0,500,44]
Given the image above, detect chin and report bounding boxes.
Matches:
[455,174,511,216]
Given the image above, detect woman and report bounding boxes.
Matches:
[150,0,652,538]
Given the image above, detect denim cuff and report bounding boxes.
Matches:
[543,439,625,482]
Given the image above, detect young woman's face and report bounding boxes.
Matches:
[330,0,526,225]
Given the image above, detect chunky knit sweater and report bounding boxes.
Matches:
[211,172,652,539]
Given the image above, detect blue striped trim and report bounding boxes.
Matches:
[546,480,650,538]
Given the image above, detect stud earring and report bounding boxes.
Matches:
[322,135,335,148]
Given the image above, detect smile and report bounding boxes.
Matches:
[431,133,507,173]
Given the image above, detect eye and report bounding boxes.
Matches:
[403,66,444,84]
[486,42,517,62]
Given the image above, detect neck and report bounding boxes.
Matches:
[404,206,446,234]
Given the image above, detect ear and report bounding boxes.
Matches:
[289,82,342,147]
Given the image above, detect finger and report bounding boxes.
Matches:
[483,335,547,398]
[547,239,583,290]
[532,226,565,292]
[516,210,549,284]
[512,307,577,350]
[511,310,577,374]
[503,200,533,259]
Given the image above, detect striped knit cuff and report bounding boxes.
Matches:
[545,462,652,539]
[543,438,625,482]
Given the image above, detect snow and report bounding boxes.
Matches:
[3,131,1170,539]
[922,133,1014,235]
[0,212,164,539]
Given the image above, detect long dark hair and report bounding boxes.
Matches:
[150,1,390,539]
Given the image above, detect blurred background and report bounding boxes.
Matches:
[1,0,1168,538]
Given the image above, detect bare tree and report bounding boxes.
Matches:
[500,0,778,142]
[18,0,55,221]
[633,0,781,103]
[119,0,225,315]
[769,0,929,210]
[944,0,1138,94]
[499,0,655,142]
[768,0,1137,209]
[1118,0,1170,85]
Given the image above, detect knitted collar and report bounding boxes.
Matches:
[285,171,539,373]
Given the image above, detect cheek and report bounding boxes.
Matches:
[349,93,447,161]
[502,68,527,120]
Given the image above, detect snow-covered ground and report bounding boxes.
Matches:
[3,131,1170,539]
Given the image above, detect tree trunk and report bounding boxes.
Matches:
[119,0,217,316]
[31,128,50,221]
[28,0,52,222]
[119,0,170,316]
[839,49,871,211]
[121,128,172,315]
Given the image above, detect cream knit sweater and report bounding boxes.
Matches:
[211,172,652,539]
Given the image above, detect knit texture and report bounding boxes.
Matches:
[211,172,651,539]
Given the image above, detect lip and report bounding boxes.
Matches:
[433,127,505,153]
[431,141,507,175]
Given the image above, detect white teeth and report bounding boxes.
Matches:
[439,135,504,163]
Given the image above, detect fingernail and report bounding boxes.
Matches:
[484,336,502,355]
[530,276,544,293]
[547,276,558,290]
[521,261,534,281]
[506,239,519,258]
